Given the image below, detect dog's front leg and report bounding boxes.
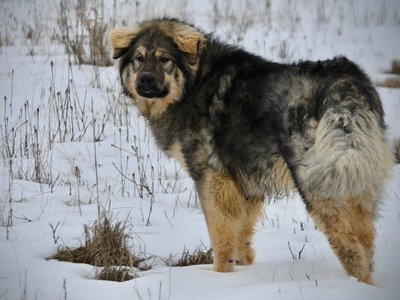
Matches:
[197,170,246,272]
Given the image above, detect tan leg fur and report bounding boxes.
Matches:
[199,170,263,272]
[236,198,264,265]
[307,193,377,284]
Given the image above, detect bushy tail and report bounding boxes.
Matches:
[298,108,393,200]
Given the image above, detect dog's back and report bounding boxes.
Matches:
[204,53,392,203]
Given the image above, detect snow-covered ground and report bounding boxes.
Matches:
[0,0,399,299]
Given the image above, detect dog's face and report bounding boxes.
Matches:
[110,19,206,119]
[121,32,182,100]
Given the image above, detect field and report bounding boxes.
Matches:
[1,0,400,299]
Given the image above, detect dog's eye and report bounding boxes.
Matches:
[135,55,144,62]
[160,57,171,63]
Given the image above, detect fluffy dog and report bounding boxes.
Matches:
[110,18,393,284]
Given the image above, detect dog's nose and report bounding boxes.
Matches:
[138,73,157,90]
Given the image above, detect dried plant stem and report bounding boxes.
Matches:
[92,99,100,218]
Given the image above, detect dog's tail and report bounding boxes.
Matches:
[298,82,393,201]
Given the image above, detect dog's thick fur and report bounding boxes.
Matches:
[110,18,393,284]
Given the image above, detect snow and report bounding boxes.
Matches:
[1,0,400,299]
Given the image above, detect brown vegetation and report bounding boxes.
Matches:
[376,60,400,88]
[50,215,148,282]
[390,60,400,75]
[168,245,213,267]
[394,139,400,164]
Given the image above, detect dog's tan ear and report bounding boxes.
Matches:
[109,27,138,59]
[171,25,206,65]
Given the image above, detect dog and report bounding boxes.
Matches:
[110,18,393,284]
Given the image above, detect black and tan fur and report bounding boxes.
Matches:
[110,18,393,284]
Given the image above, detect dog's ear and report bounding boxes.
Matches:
[170,25,206,65]
[109,27,138,59]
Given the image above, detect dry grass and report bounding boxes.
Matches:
[168,245,213,267]
[390,60,400,75]
[57,0,112,66]
[50,214,148,282]
[376,77,400,89]
[376,60,400,88]
[96,266,134,282]
[394,139,400,164]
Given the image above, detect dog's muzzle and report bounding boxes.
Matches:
[136,72,162,98]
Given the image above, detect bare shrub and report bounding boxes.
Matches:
[315,0,329,26]
[210,0,271,44]
[0,10,17,49]
[276,0,301,35]
[57,0,85,65]
[21,4,47,56]
[57,0,112,66]
[278,40,293,62]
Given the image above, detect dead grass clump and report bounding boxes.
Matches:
[50,215,147,281]
[376,77,400,89]
[168,246,213,267]
[376,60,400,88]
[96,266,134,282]
[394,139,400,164]
[390,60,400,75]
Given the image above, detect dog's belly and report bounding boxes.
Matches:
[236,155,295,199]
[166,139,294,200]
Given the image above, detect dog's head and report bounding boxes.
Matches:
[110,18,206,119]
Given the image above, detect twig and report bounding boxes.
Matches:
[298,244,306,260]
[92,100,100,218]
[288,241,296,260]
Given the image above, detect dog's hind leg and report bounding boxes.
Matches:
[345,195,376,277]
[294,89,393,282]
[306,193,376,284]
[236,198,264,265]
[198,170,247,272]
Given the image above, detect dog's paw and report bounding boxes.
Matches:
[236,249,255,265]
[213,259,235,272]
[236,243,255,265]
